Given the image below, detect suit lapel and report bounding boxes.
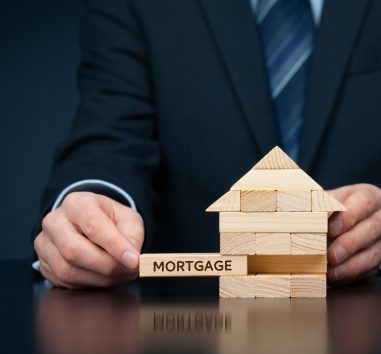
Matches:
[199,0,279,156]
[299,0,371,171]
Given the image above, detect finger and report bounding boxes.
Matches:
[39,258,67,288]
[97,195,145,252]
[328,239,381,283]
[62,195,139,270]
[327,185,353,203]
[115,213,144,251]
[327,264,379,286]
[35,233,64,287]
[46,210,137,277]
[42,236,137,288]
[328,186,381,237]
[328,209,381,266]
[326,187,351,218]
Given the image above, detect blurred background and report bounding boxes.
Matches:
[1,0,83,259]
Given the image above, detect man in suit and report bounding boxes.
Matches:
[33,0,381,288]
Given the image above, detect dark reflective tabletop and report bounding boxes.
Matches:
[1,261,381,354]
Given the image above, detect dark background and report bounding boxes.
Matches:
[1,0,83,259]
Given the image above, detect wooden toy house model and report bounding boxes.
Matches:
[139,146,345,298]
[206,146,346,298]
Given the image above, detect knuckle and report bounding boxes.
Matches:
[83,210,102,238]
[128,209,143,225]
[105,235,119,250]
[364,184,379,195]
[34,234,44,254]
[358,190,374,215]
[62,192,79,208]
[61,242,81,264]
[367,219,379,242]
[134,212,144,227]
[57,263,75,284]
[42,212,55,231]
[63,192,94,209]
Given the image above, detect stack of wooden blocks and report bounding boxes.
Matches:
[140,147,346,298]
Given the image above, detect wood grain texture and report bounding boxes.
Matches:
[277,191,311,212]
[219,274,291,298]
[255,233,291,255]
[220,275,256,298]
[139,253,247,277]
[255,274,291,297]
[206,190,240,212]
[240,190,276,211]
[230,169,323,191]
[311,190,347,212]
[220,233,256,255]
[291,233,327,255]
[219,212,328,233]
[247,255,327,273]
[291,274,326,297]
[252,146,300,169]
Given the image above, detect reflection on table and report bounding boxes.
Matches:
[35,277,381,354]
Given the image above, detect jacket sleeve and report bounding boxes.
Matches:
[33,0,160,250]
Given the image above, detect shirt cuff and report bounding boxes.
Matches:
[33,179,137,273]
[52,179,137,211]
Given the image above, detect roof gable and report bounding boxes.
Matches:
[252,146,300,169]
[206,146,346,212]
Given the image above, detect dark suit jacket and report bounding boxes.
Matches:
[36,0,381,253]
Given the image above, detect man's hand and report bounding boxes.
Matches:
[328,184,381,283]
[34,192,144,288]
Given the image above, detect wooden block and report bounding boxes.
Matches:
[312,190,346,212]
[255,274,291,298]
[276,191,311,212]
[139,253,247,277]
[219,274,291,298]
[240,190,276,211]
[219,212,327,233]
[206,190,240,212]
[247,255,327,274]
[220,233,256,255]
[255,233,291,255]
[230,169,322,191]
[291,274,326,297]
[220,275,256,298]
[291,233,327,255]
[252,146,300,169]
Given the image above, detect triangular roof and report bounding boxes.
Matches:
[207,146,346,212]
[252,146,300,169]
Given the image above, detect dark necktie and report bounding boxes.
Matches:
[256,0,315,160]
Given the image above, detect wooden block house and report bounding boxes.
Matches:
[140,146,345,298]
[207,146,346,298]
